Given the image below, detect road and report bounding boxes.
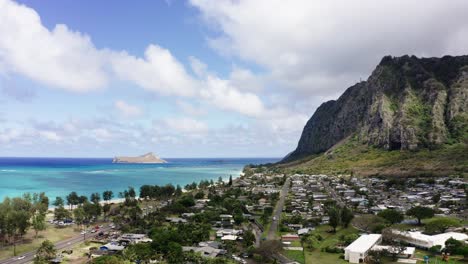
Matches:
[323,180,345,207]
[0,227,111,264]
[267,177,290,241]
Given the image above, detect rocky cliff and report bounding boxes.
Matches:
[113,152,167,164]
[284,55,468,162]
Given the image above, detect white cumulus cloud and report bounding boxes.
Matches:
[0,0,108,92]
[114,100,143,118]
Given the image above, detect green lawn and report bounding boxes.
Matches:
[285,250,305,264]
[261,221,271,239]
[304,225,358,264]
[414,249,466,264]
[0,224,80,259]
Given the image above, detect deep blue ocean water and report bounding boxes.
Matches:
[0,157,279,200]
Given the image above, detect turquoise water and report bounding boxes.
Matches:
[0,157,278,200]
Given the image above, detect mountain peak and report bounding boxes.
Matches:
[283,55,468,163]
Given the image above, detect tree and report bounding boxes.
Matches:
[243,230,256,247]
[103,204,111,219]
[32,213,46,238]
[175,185,182,196]
[54,205,70,221]
[66,192,79,210]
[228,175,233,186]
[352,215,386,233]
[91,256,123,264]
[328,207,341,232]
[432,193,441,204]
[406,206,434,225]
[341,206,354,227]
[445,237,468,258]
[255,240,282,261]
[378,209,404,224]
[381,228,407,261]
[34,240,56,264]
[53,197,64,207]
[102,190,114,203]
[123,243,154,263]
[73,207,85,229]
[166,242,183,264]
[90,192,101,205]
[425,217,461,234]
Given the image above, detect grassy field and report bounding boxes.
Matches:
[260,221,271,239]
[61,242,102,264]
[279,138,467,177]
[304,225,358,264]
[284,250,305,264]
[0,224,80,259]
[414,249,466,264]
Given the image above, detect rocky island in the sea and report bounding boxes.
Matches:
[112,152,167,164]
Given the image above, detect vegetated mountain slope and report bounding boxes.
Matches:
[281,55,468,176]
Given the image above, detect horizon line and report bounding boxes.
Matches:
[0,156,282,159]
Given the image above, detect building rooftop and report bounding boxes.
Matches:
[345,234,382,253]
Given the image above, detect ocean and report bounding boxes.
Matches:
[0,157,279,200]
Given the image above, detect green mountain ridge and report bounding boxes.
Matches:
[280,55,468,177]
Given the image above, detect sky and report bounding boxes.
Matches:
[1,0,468,158]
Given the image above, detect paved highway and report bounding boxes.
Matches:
[267,178,290,240]
[0,227,111,264]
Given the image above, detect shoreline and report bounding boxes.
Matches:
[46,170,245,211]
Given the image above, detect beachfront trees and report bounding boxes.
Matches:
[406,206,434,225]
[66,192,79,210]
[103,190,114,203]
[53,197,64,207]
[78,195,88,204]
[32,192,49,214]
[90,192,101,204]
[54,205,70,221]
[378,209,404,224]
[175,185,182,196]
[228,175,233,186]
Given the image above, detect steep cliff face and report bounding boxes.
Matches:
[285,55,468,162]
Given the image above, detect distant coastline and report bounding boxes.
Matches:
[0,157,280,200]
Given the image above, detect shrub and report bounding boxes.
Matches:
[429,245,442,253]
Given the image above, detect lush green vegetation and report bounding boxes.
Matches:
[284,250,305,264]
[303,225,358,264]
[279,136,467,177]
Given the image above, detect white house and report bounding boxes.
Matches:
[393,231,468,249]
[344,234,382,263]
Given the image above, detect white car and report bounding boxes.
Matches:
[80,231,87,235]
[17,256,26,260]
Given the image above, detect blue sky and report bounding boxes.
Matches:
[1,0,467,158]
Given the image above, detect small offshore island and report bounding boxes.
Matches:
[112,152,167,164]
